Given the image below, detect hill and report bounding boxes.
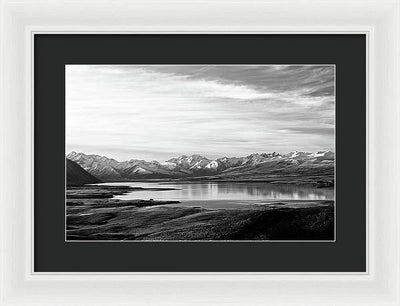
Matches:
[66,158,101,186]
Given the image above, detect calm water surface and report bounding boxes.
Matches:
[96,181,334,209]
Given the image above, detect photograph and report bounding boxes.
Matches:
[65,64,335,241]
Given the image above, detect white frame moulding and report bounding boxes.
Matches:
[0,0,399,305]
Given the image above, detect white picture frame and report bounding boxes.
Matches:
[1,0,399,305]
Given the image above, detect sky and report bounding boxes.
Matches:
[66,65,335,162]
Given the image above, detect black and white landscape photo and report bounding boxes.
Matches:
[66,65,335,241]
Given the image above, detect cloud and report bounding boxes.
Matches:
[279,127,334,136]
[66,65,334,161]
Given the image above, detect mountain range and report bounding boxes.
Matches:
[66,150,334,185]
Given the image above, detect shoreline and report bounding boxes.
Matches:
[66,184,334,241]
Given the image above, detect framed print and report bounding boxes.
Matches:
[1,0,400,305]
[34,34,364,272]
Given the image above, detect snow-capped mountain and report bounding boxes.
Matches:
[66,150,334,181]
[166,155,210,169]
[311,150,334,160]
[66,152,122,180]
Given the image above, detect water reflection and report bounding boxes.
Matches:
[99,181,334,203]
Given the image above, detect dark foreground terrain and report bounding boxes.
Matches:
[66,185,334,241]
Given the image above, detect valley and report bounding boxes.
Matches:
[66,150,335,241]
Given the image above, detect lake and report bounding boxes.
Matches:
[95,181,334,209]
